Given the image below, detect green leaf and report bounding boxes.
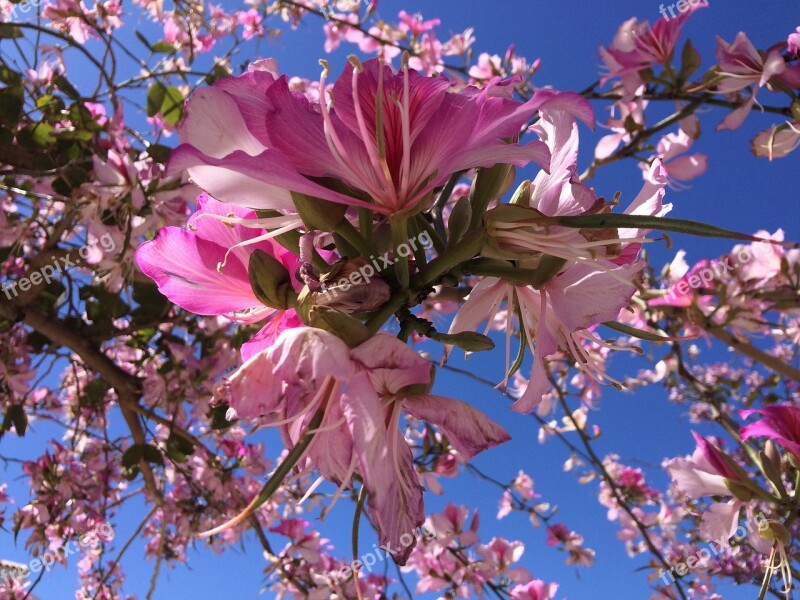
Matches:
[146,82,167,118]
[446,196,472,246]
[135,31,154,51]
[151,41,176,54]
[20,122,55,147]
[146,143,172,164]
[68,103,99,130]
[166,433,195,463]
[430,330,495,352]
[82,380,110,405]
[122,444,144,467]
[142,443,164,466]
[209,404,236,431]
[679,39,701,81]
[548,213,799,247]
[602,320,687,342]
[161,86,184,126]
[2,405,27,437]
[53,74,81,101]
[0,66,21,86]
[0,88,23,127]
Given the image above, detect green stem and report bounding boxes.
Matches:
[358,207,373,244]
[413,230,484,290]
[351,485,367,583]
[390,216,410,289]
[365,292,408,335]
[336,218,374,258]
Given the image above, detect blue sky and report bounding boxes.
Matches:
[2,0,799,598]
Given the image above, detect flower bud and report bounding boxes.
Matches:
[760,521,791,546]
[292,191,347,231]
[248,250,297,310]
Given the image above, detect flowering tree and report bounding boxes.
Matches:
[0,1,799,598]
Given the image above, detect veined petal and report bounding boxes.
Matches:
[350,334,432,394]
[135,228,259,315]
[343,373,424,564]
[170,146,380,212]
[403,393,511,458]
[178,86,266,159]
[546,262,642,331]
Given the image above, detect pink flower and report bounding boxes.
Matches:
[600,11,699,98]
[751,124,800,160]
[715,33,786,131]
[236,9,263,40]
[223,328,510,563]
[172,58,550,215]
[740,405,800,461]
[650,129,708,182]
[397,10,440,36]
[665,432,738,499]
[789,26,800,56]
[135,194,302,357]
[451,101,661,411]
[510,579,559,600]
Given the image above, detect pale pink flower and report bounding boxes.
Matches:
[223,328,510,563]
[715,32,786,131]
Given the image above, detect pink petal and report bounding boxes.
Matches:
[699,501,741,541]
[178,87,266,159]
[135,228,259,315]
[350,333,432,394]
[403,394,511,458]
[343,373,424,564]
[666,153,708,181]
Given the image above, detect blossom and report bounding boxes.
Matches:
[600,11,699,98]
[715,32,786,131]
[789,26,800,56]
[751,123,800,160]
[135,194,302,358]
[450,101,661,411]
[740,405,800,461]
[649,128,708,182]
[510,579,559,600]
[172,58,551,216]
[222,327,510,563]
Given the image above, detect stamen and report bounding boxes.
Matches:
[349,56,398,208]
[216,220,303,273]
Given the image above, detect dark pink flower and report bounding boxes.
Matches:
[740,405,800,461]
[173,58,551,215]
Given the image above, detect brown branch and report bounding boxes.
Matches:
[0,302,163,504]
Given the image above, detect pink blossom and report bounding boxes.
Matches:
[740,405,800,461]
[175,58,550,215]
[715,32,786,131]
[135,194,303,355]
[751,123,800,159]
[510,579,559,600]
[223,328,510,563]
[236,9,263,40]
[789,26,800,56]
[600,12,699,97]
